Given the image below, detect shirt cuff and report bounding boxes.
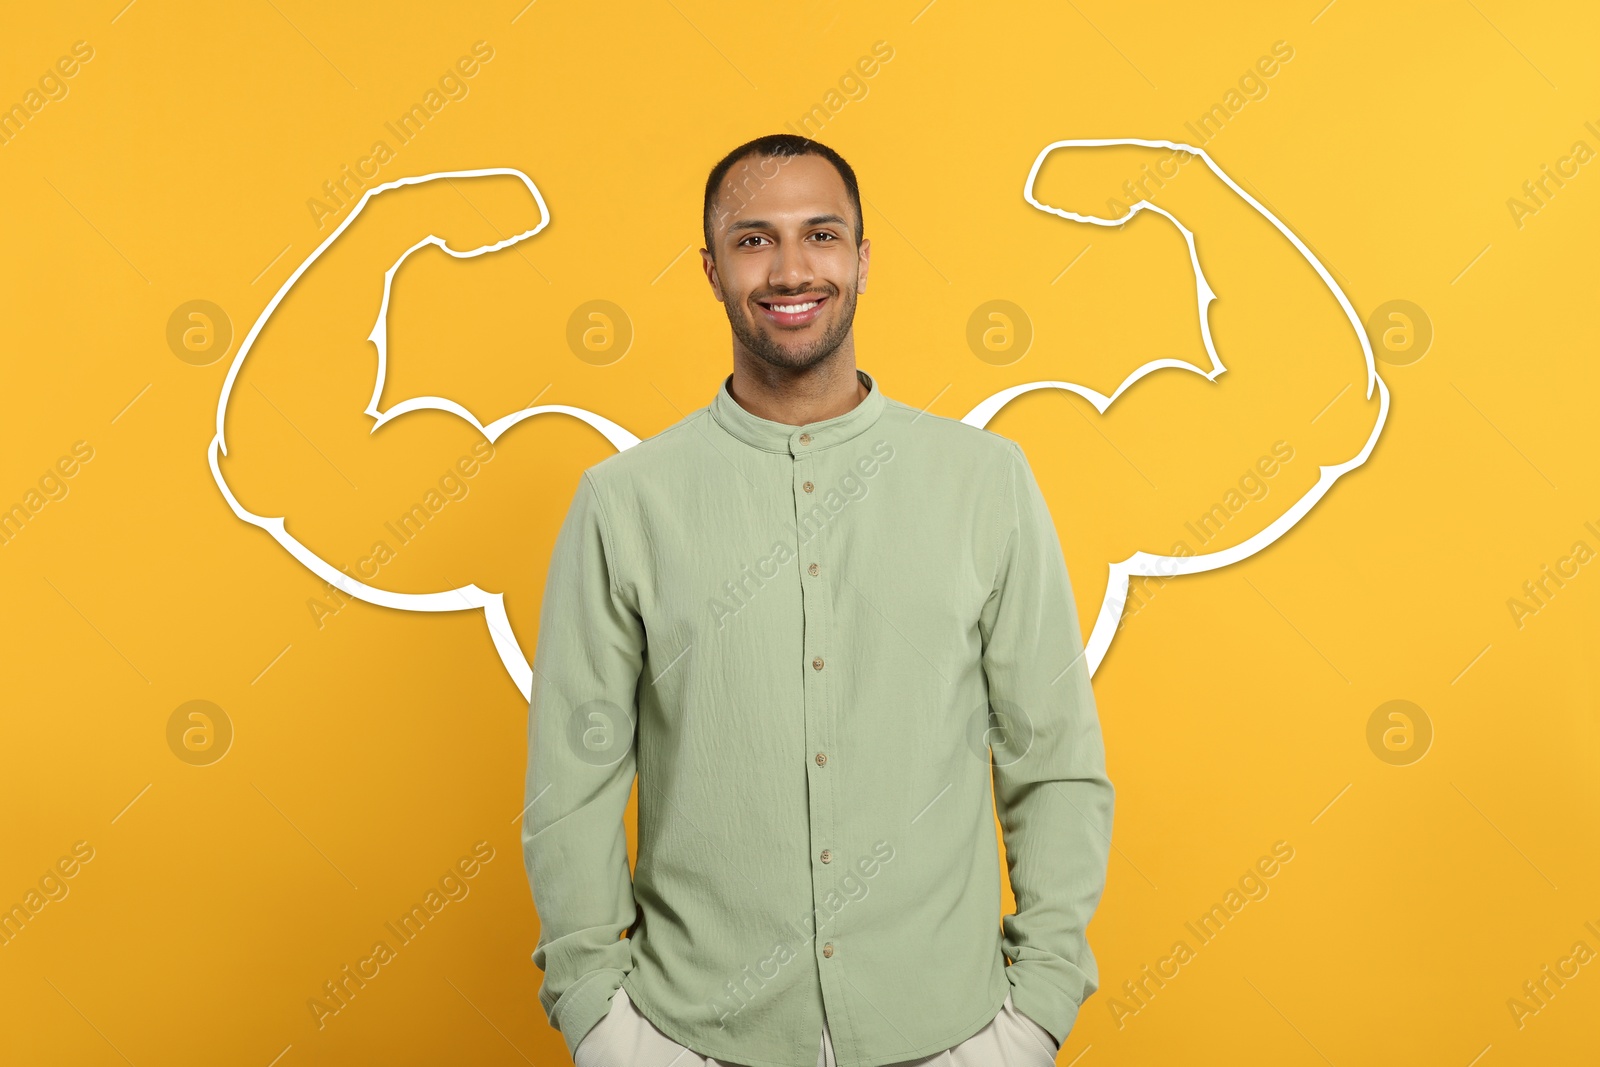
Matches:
[1006,965,1084,1051]
[554,969,626,1062]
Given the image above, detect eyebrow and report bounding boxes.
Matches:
[725,214,851,236]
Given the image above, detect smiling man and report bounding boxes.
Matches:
[523,133,1114,1067]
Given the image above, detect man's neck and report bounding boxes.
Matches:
[726,351,868,427]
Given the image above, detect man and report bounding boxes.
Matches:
[522,133,1113,1067]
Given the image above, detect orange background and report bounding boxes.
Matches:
[1,1,1596,1065]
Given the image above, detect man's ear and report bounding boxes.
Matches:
[700,247,724,302]
[856,237,870,294]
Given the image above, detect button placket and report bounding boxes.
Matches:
[792,431,846,1025]
[692,371,893,1058]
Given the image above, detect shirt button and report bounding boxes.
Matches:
[812,656,824,671]
[820,849,832,863]
[808,563,819,576]
[802,480,815,493]
[799,433,812,444]
[815,752,827,766]
[822,943,834,958]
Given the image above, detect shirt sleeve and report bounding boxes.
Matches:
[980,440,1115,1048]
[522,470,645,1062]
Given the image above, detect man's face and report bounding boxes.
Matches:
[701,153,870,371]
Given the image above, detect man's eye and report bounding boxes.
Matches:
[738,235,768,247]
[812,232,836,241]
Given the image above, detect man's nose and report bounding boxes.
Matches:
[769,240,814,290]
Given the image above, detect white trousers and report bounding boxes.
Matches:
[573,985,1060,1067]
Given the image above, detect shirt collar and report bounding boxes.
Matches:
[709,367,887,455]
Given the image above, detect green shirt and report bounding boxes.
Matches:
[522,368,1113,1067]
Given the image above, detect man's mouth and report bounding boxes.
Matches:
[756,294,828,327]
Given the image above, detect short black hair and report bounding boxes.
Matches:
[702,134,864,254]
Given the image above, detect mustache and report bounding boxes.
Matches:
[752,286,836,302]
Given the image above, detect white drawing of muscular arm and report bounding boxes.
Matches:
[964,141,1390,675]
[208,170,638,700]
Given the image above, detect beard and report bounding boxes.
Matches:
[724,281,859,372]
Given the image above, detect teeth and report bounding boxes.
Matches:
[769,301,819,313]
